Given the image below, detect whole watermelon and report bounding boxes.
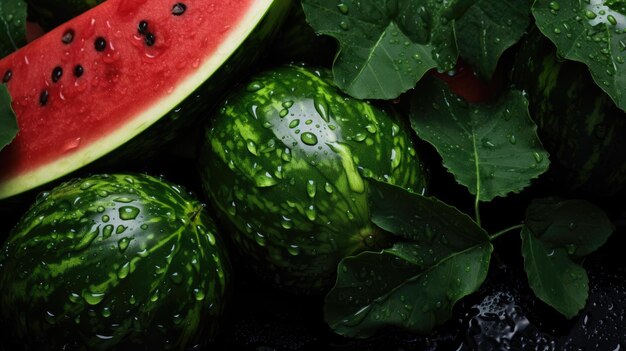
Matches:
[511,28,626,198]
[0,173,231,350]
[199,64,427,292]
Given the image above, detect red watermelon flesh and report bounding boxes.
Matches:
[0,0,278,199]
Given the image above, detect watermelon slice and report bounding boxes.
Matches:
[0,0,287,200]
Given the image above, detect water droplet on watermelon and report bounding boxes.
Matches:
[585,9,597,20]
[227,201,237,216]
[390,146,402,170]
[549,1,560,11]
[44,311,56,324]
[353,133,367,142]
[101,307,112,318]
[305,205,317,221]
[246,82,263,92]
[301,132,318,146]
[254,171,278,187]
[113,197,134,203]
[118,237,132,252]
[533,152,544,163]
[119,206,140,220]
[306,180,317,198]
[170,272,182,284]
[337,3,349,14]
[339,21,349,30]
[287,244,301,256]
[281,148,292,162]
[346,210,355,220]
[194,289,205,301]
[136,248,148,257]
[246,140,258,156]
[281,216,293,229]
[102,224,114,239]
[365,124,377,134]
[62,137,82,153]
[314,97,330,122]
[83,291,105,305]
[255,232,266,246]
[289,119,300,128]
[117,261,130,279]
[69,292,81,303]
[170,314,185,327]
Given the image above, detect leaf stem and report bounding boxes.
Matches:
[474,195,481,227]
[489,224,524,241]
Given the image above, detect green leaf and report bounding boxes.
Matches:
[369,179,489,245]
[409,77,549,201]
[323,180,492,337]
[0,84,18,151]
[521,198,614,319]
[456,0,532,79]
[0,0,27,58]
[325,241,493,337]
[521,227,588,319]
[525,198,615,259]
[301,0,476,99]
[532,0,626,112]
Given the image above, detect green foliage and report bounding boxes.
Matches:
[532,0,626,112]
[521,198,614,318]
[0,84,18,151]
[409,77,549,201]
[456,0,532,79]
[325,180,492,337]
[0,0,26,58]
[301,0,476,99]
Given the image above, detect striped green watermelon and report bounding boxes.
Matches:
[0,173,231,350]
[199,64,427,292]
[511,29,626,198]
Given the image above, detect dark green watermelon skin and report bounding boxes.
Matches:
[199,64,427,292]
[511,30,626,198]
[0,173,231,350]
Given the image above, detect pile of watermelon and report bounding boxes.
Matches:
[1,0,625,350]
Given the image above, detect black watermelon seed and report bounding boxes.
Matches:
[95,37,107,52]
[52,66,63,83]
[2,69,12,83]
[145,32,156,46]
[39,90,49,106]
[74,65,84,77]
[138,20,149,35]
[172,3,187,16]
[62,29,75,44]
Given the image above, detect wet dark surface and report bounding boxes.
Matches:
[210,234,625,351]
